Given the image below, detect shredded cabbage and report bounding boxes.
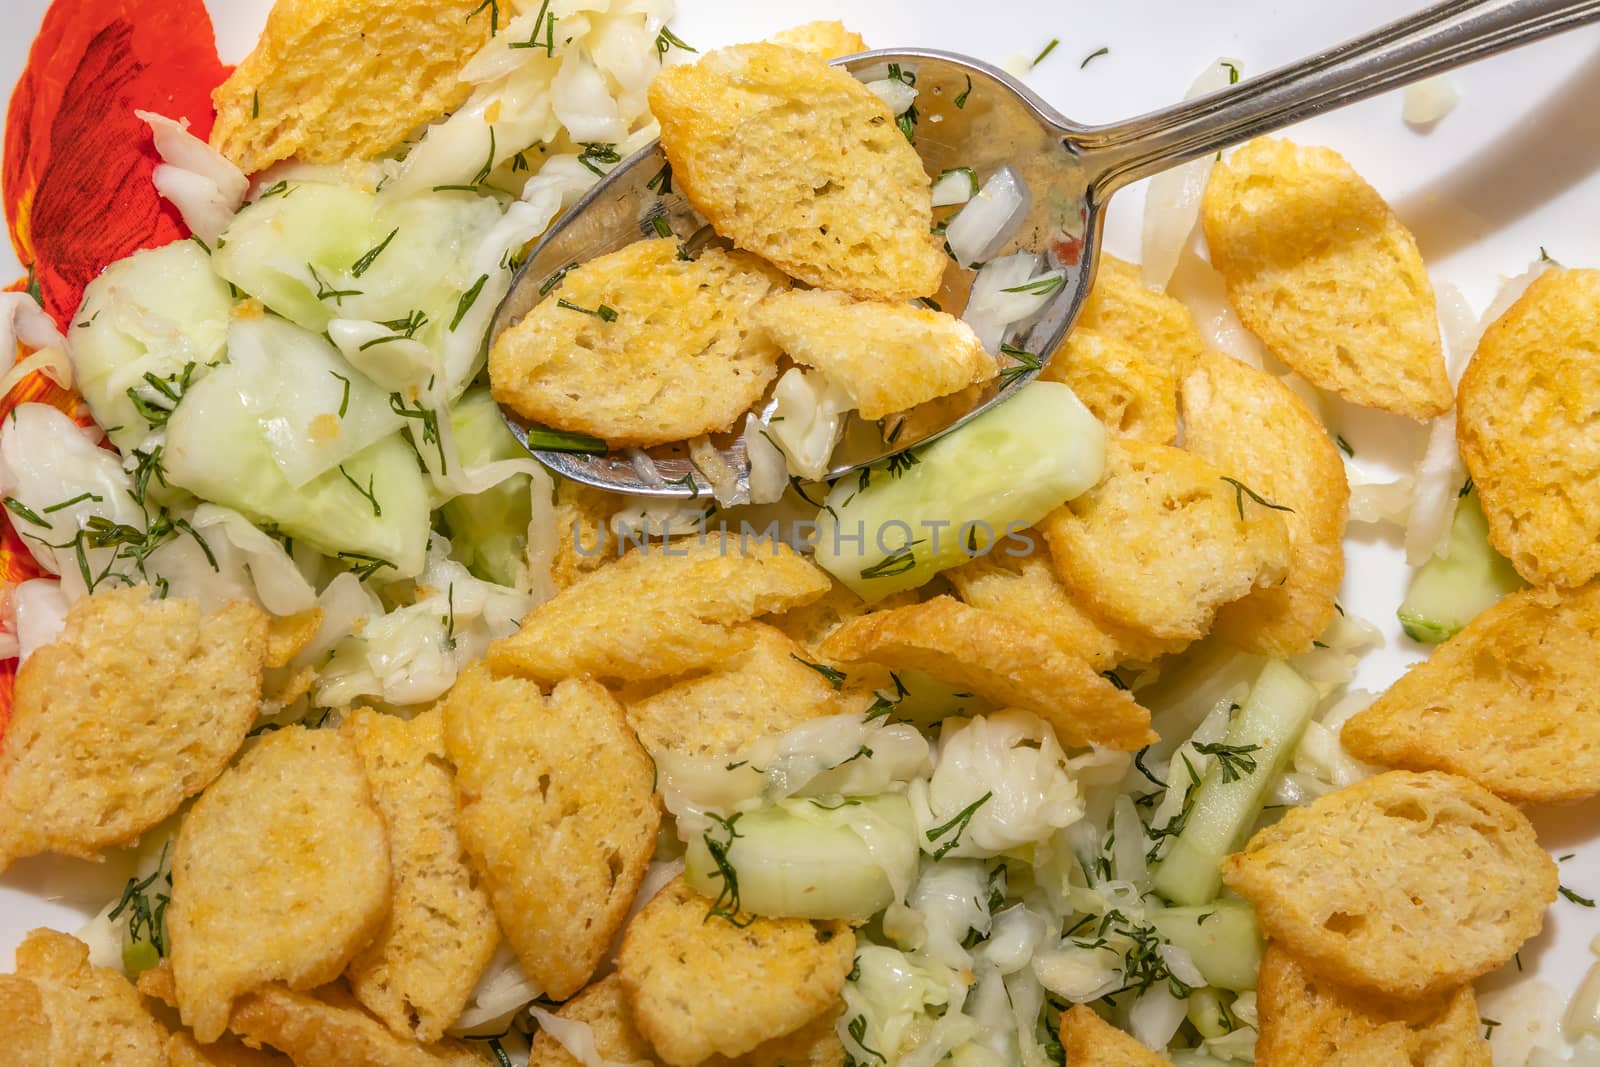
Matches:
[136,111,248,244]
[1141,59,1242,290]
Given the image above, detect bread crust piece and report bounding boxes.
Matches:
[1342,582,1600,805]
[618,877,854,1066]
[0,587,268,871]
[209,0,491,173]
[226,984,490,1067]
[167,1032,294,1067]
[1221,771,1556,999]
[650,43,945,300]
[767,21,869,60]
[1457,267,1600,588]
[1042,440,1292,642]
[169,726,392,1044]
[11,929,170,1067]
[1058,1005,1173,1066]
[342,708,500,1042]
[818,595,1156,750]
[0,974,50,1067]
[1203,137,1451,419]
[1254,946,1489,1067]
[442,667,659,1001]
[1180,350,1349,657]
[489,239,789,448]
[1039,326,1179,444]
[1077,255,1206,382]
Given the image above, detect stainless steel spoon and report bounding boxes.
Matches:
[491,0,1600,501]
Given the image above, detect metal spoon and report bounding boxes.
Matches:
[492,0,1600,501]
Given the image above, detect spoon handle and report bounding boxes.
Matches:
[1072,0,1600,196]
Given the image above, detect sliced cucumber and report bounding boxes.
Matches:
[68,241,233,452]
[683,795,916,921]
[1151,661,1319,907]
[1149,903,1263,992]
[440,389,533,587]
[1398,490,1524,643]
[813,381,1106,601]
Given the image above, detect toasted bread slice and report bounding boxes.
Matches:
[550,479,619,591]
[168,1032,294,1067]
[1457,268,1600,587]
[767,21,869,60]
[1058,1005,1173,1066]
[0,587,268,871]
[618,877,854,1066]
[169,727,391,1043]
[1078,255,1206,381]
[1221,771,1556,998]
[1039,327,1178,444]
[0,974,50,1067]
[10,930,169,1066]
[226,984,489,1067]
[651,43,945,300]
[1203,138,1450,419]
[1180,350,1348,656]
[209,0,490,173]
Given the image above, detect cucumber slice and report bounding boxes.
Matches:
[813,381,1106,601]
[440,389,533,587]
[69,241,233,452]
[1151,661,1319,907]
[683,795,916,921]
[1149,903,1263,991]
[1398,490,1525,643]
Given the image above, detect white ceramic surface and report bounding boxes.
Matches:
[2,0,1599,1053]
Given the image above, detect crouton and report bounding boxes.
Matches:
[651,44,945,300]
[442,666,659,1001]
[768,582,923,654]
[0,587,268,871]
[627,624,857,757]
[226,984,490,1067]
[1457,268,1600,587]
[551,479,619,591]
[618,877,854,1066]
[209,0,491,174]
[1180,350,1348,657]
[1078,255,1206,381]
[11,929,169,1065]
[1039,327,1179,444]
[1058,1005,1173,1066]
[341,708,499,1042]
[767,21,870,60]
[1254,946,1489,1067]
[1221,771,1556,998]
[1202,138,1450,419]
[488,533,830,685]
[946,540,1189,669]
[1341,583,1600,805]
[265,609,322,669]
[169,726,392,1043]
[0,974,50,1067]
[1041,440,1292,642]
[818,595,1156,750]
[754,291,997,419]
[168,1032,294,1067]
[489,240,789,448]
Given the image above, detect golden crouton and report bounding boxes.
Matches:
[767,21,870,60]
[1042,440,1293,642]
[209,0,490,173]
[169,726,392,1044]
[488,533,830,685]
[1341,583,1600,805]
[1254,946,1488,1067]
[341,708,499,1043]
[10,929,169,1065]
[0,587,268,871]
[1180,351,1349,657]
[442,666,659,1001]
[227,984,490,1067]
[651,44,945,301]
[1058,1005,1173,1066]
[1221,771,1556,999]
[754,291,997,419]
[0,974,49,1067]
[490,240,789,448]
[169,1032,294,1067]
[1039,327,1179,444]
[551,479,619,591]
[1457,268,1600,587]
[1078,255,1206,381]
[627,624,856,757]
[1203,138,1451,419]
[818,595,1156,750]
[265,609,322,669]
[947,538,1189,669]
[618,877,854,1066]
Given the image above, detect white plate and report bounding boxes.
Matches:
[2,0,1599,1055]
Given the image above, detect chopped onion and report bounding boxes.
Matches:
[1033,945,1123,1001]
[0,292,72,398]
[1141,58,1242,290]
[1347,470,1414,526]
[1570,962,1600,1041]
[136,111,249,244]
[931,167,979,208]
[1403,75,1460,127]
[767,367,853,481]
[945,165,1031,268]
[1128,982,1188,1052]
[962,252,1041,354]
[625,448,668,488]
[979,905,1048,975]
[454,942,542,1034]
[742,413,788,506]
[13,579,67,663]
[687,435,740,507]
[866,78,918,117]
